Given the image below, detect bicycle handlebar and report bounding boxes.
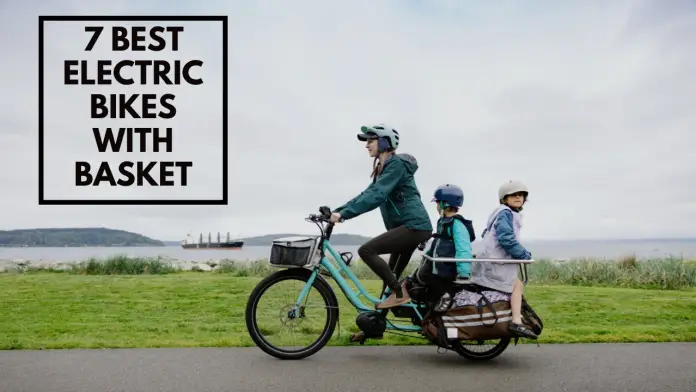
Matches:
[306,206,344,224]
[305,206,345,243]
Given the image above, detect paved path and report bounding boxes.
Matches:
[1,343,694,392]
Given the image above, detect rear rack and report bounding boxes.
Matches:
[421,254,535,285]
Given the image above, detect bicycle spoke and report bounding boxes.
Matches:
[246,271,338,358]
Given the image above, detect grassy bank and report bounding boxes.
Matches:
[1,272,695,350]
[18,254,696,290]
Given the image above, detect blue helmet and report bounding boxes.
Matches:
[431,184,464,208]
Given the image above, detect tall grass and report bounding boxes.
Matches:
[214,260,274,276]
[17,254,696,290]
[528,256,696,290]
[69,255,178,275]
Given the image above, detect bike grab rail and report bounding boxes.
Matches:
[421,254,535,285]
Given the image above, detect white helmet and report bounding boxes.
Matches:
[498,180,529,201]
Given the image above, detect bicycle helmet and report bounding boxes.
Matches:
[431,183,464,208]
[357,124,400,152]
[498,180,529,201]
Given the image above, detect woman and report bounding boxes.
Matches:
[331,124,433,311]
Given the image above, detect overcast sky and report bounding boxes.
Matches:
[1,0,695,241]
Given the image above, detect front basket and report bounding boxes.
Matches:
[269,236,321,268]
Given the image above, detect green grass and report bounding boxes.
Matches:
[1,272,695,350]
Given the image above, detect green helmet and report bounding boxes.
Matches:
[357,124,400,150]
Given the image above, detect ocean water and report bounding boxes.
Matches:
[1,239,695,264]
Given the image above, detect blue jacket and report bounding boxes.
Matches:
[482,209,531,260]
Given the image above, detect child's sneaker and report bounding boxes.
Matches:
[508,321,538,339]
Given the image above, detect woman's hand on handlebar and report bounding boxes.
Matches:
[330,212,342,223]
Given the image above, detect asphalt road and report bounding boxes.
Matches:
[1,343,694,392]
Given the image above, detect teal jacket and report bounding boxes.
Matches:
[334,154,433,232]
[425,216,473,278]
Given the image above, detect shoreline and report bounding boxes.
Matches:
[3,249,695,266]
[0,254,689,271]
[0,257,237,273]
[3,242,696,265]
[1,254,695,290]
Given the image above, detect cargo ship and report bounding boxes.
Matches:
[181,232,244,250]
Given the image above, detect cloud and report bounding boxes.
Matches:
[0,0,694,241]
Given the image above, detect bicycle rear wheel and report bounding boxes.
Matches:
[451,338,511,361]
[245,268,339,360]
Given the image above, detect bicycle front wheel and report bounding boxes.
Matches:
[245,268,339,360]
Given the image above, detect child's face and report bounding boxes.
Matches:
[505,192,526,208]
[435,202,456,216]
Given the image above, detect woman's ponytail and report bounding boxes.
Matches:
[370,157,380,180]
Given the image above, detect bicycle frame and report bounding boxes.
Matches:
[295,238,424,332]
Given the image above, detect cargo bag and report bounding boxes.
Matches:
[421,286,543,346]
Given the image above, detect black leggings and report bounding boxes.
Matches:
[417,259,456,303]
[357,226,433,292]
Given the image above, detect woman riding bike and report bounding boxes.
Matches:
[331,124,433,315]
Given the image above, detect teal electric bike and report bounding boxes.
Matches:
[244,207,535,360]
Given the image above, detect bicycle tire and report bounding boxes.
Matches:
[450,337,511,361]
[245,268,339,360]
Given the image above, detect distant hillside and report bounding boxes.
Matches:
[0,228,164,247]
[163,233,372,246]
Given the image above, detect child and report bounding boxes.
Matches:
[469,180,537,339]
[417,184,476,303]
